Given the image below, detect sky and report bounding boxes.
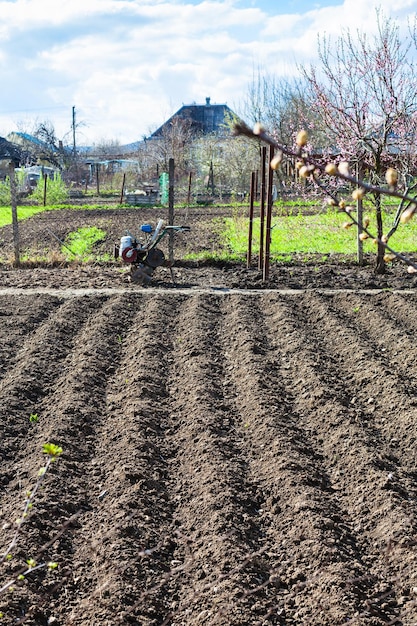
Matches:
[0,0,416,147]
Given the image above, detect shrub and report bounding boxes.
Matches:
[31,172,69,205]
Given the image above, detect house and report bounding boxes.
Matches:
[6,131,64,168]
[150,97,236,138]
[0,136,22,178]
[0,136,21,164]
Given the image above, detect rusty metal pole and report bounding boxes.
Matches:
[247,171,256,268]
[168,158,175,266]
[258,146,267,270]
[9,161,20,267]
[356,161,364,266]
[263,145,275,282]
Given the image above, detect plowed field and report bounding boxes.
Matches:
[1,288,417,625]
[1,206,417,624]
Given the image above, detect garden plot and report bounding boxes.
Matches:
[0,290,417,625]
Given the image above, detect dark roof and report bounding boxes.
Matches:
[150,97,235,138]
[0,137,22,164]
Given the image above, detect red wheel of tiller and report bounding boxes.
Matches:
[121,247,138,262]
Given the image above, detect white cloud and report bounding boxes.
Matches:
[0,0,416,144]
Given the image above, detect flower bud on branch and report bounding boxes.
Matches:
[325,163,338,176]
[352,188,365,201]
[296,129,308,147]
[385,168,398,188]
[338,162,350,177]
[270,152,283,170]
[400,207,415,224]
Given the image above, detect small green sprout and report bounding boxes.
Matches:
[42,443,63,458]
[29,413,39,423]
[17,575,25,581]
[26,559,36,569]
[47,562,58,570]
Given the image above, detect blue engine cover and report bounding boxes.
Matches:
[140,224,153,233]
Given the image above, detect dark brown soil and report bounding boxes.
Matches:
[0,207,417,625]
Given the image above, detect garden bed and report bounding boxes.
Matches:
[0,205,416,625]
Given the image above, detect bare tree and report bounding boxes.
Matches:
[146,116,195,183]
[301,12,417,273]
[90,138,122,158]
[240,69,326,191]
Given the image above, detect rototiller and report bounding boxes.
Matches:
[116,219,190,284]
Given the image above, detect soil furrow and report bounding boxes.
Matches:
[0,296,105,413]
[0,294,138,625]
[326,291,417,408]
[304,292,417,477]
[0,296,106,474]
[163,294,273,625]
[2,288,417,626]
[57,293,185,626]
[273,292,417,624]
[218,294,381,625]
[0,294,62,377]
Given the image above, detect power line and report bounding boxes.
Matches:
[0,105,69,115]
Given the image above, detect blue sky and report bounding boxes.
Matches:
[0,0,415,146]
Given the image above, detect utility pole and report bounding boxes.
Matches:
[72,106,78,184]
[72,105,76,157]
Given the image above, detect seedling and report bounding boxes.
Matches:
[0,443,63,600]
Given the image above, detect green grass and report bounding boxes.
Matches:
[0,203,129,228]
[0,205,57,228]
[219,209,417,261]
[62,226,108,261]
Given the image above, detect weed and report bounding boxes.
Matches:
[62,226,107,261]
